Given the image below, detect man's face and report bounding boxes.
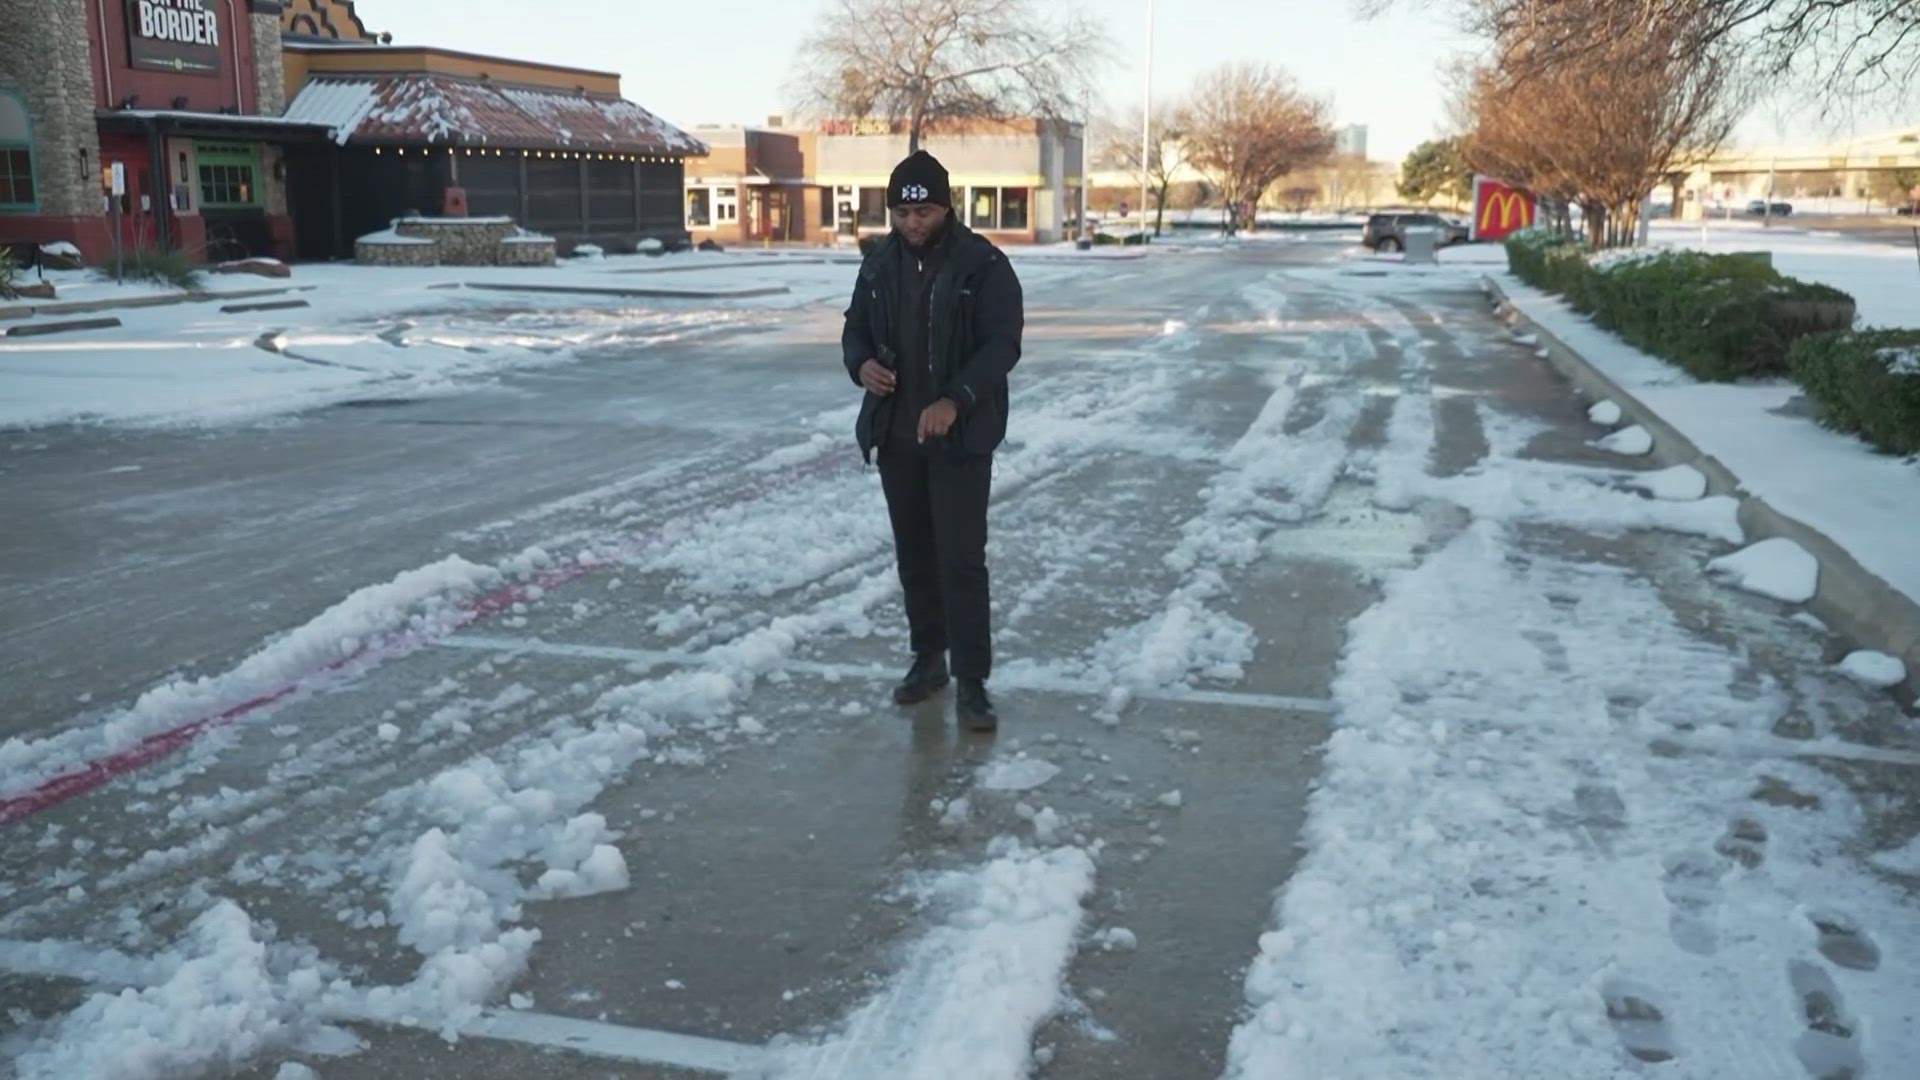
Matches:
[892,203,947,249]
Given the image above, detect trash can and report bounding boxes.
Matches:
[1402,225,1439,264]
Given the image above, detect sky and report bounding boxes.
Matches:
[367,0,1913,164]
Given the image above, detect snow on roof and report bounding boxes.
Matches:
[284,75,707,155]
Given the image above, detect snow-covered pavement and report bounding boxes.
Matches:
[2,237,1915,1078]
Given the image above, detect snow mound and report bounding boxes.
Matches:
[1587,400,1624,426]
[12,903,332,1080]
[779,842,1095,1077]
[1624,465,1708,501]
[1594,424,1654,455]
[1707,538,1818,603]
[1837,651,1906,688]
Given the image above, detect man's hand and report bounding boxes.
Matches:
[918,398,958,443]
[858,359,896,396]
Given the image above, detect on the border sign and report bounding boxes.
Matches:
[1471,175,1537,242]
[127,0,222,76]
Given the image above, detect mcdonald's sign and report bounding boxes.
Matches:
[1471,176,1537,242]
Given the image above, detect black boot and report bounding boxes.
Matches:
[956,678,997,732]
[893,652,950,705]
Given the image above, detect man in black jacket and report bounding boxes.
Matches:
[841,150,1023,732]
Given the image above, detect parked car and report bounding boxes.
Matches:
[1362,212,1471,252]
[1895,203,1919,216]
[1744,199,1794,216]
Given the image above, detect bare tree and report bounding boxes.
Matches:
[1280,185,1321,213]
[1367,0,1920,101]
[1101,104,1186,235]
[1179,62,1336,234]
[1458,0,1750,246]
[788,0,1108,153]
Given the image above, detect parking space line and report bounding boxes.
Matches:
[437,633,1341,715]
[451,1008,766,1075]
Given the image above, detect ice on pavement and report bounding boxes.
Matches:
[8,236,1915,1080]
[1708,537,1820,603]
[978,756,1062,792]
[1837,650,1906,689]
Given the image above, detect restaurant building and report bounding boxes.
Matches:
[0,0,703,263]
[0,0,328,262]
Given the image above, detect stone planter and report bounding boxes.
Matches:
[355,238,439,267]
[498,236,557,266]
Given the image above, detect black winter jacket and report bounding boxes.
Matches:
[841,218,1023,460]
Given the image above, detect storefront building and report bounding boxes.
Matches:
[0,0,325,262]
[683,125,824,246]
[813,118,1082,244]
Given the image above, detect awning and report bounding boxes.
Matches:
[96,109,336,142]
[283,74,707,156]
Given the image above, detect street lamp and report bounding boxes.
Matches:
[1138,0,1154,236]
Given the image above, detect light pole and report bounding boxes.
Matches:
[1138,0,1153,235]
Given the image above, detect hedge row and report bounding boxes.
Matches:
[1507,230,1919,458]
[1504,231,1855,381]
[1787,330,1920,456]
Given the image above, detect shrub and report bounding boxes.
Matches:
[95,247,204,291]
[1505,240,1856,380]
[1788,329,1920,456]
[0,248,17,299]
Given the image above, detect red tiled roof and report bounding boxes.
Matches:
[284,74,707,155]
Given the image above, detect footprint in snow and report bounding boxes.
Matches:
[1601,978,1678,1064]
[1806,910,1880,972]
[1714,817,1768,869]
[1788,959,1866,1080]
[1662,850,1725,956]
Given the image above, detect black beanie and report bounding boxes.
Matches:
[887,150,951,209]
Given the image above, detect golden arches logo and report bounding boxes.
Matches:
[1478,188,1535,233]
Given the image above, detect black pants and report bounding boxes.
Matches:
[877,442,993,681]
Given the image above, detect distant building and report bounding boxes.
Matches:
[681,117,1086,245]
[683,126,818,245]
[1334,124,1369,159]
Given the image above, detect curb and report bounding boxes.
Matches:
[0,285,309,322]
[1481,273,1920,697]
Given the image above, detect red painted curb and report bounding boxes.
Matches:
[0,450,852,828]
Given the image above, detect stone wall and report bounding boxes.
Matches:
[0,0,105,219]
[396,217,517,262]
[250,9,288,116]
[355,239,437,266]
[354,217,556,266]
[498,236,556,266]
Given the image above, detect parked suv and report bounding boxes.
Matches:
[1362,212,1471,252]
